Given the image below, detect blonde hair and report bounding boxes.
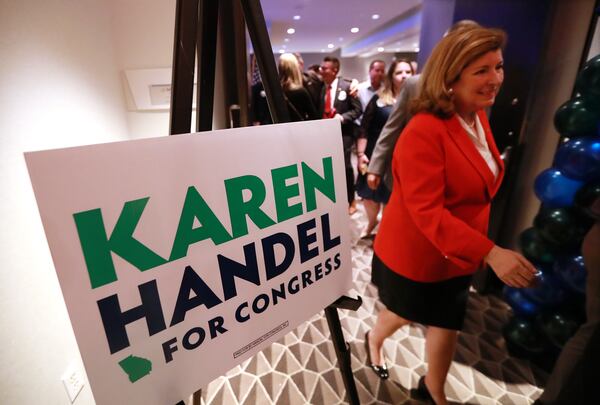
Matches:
[378,59,414,105]
[411,26,506,118]
[278,53,303,91]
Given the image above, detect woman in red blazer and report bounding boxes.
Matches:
[364,27,537,405]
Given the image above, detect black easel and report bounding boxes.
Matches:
[169,1,362,404]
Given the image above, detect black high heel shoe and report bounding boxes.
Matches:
[364,331,389,380]
[414,375,435,403]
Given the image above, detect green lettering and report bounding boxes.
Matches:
[225,175,275,238]
[302,157,336,212]
[73,198,168,289]
[169,186,232,261]
[271,164,303,222]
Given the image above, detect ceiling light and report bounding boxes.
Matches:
[293,15,301,20]
[377,47,384,52]
[338,37,344,42]
[414,47,420,52]
[321,49,326,53]
[284,38,290,42]
[350,27,359,33]
[287,28,295,34]
[372,14,380,20]
[327,43,334,49]
[278,49,285,54]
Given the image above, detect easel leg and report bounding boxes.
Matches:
[192,390,202,405]
[325,306,360,405]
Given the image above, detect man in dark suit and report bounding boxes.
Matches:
[319,56,362,214]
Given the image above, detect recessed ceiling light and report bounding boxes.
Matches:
[327,43,334,49]
[414,47,420,52]
[377,47,384,52]
[372,14,380,20]
[278,49,285,54]
[293,15,301,20]
[350,27,359,33]
[284,38,290,42]
[287,28,295,34]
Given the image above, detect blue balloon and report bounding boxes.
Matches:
[521,268,566,308]
[554,255,587,295]
[534,169,585,207]
[503,287,541,318]
[554,137,600,181]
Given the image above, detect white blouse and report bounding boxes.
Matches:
[457,114,499,179]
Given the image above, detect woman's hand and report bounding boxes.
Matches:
[367,173,381,190]
[357,154,369,175]
[484,245,537,288]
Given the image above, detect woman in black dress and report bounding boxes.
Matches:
[356,59,414,237]
[278,53,318,122]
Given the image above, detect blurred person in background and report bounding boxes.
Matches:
[355,59,414,237]
[319,56,362,215]
[278,53,318,121]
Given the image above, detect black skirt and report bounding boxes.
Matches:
[355,172,391,204]
[371,253,472,330]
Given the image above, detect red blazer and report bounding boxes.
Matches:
[374,110,505,282]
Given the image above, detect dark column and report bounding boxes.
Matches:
[416,0,456,70]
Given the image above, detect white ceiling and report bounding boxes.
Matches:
[260,0,423,56]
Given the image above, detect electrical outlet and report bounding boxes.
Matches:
[62,364,85,403]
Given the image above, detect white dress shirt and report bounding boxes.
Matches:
[458,114,499,179]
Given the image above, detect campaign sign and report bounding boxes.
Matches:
[25,120,352,405]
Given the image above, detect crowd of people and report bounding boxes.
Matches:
[251,49,416,220]
[249,21,595,405]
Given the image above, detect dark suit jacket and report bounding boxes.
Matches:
[374,110,505,282]
[319,77,362,137]
[250,82,272,125]
[303,71,324,110]
[285,87,318,122]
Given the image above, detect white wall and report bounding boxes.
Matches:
[0,0,130,404]
[108,0,176,138]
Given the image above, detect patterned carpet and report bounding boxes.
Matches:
[195,203,548,404]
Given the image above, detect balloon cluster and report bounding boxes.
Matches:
[503,54,600,367]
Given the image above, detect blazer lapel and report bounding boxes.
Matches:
[478,110,505,196]
[333,79,342,110]
[445,112,500,199]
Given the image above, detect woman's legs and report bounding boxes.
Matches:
[368,307,410,365]
[424,326,458,405]
[362,199,380,236]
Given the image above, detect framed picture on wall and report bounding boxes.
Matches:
[125,68,197,111]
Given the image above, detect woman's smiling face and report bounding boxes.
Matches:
[452,49,504,114]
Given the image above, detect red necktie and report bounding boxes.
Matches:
[323,85,332,118]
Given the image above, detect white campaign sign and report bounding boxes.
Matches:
[25,120,352,405]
